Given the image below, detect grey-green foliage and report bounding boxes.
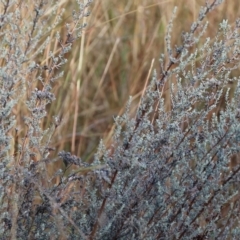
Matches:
[0,0,92,239]
[1,0,240,239]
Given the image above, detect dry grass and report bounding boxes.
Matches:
[39,0,240,162]
[2,2,240,237]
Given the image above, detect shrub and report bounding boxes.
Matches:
[0,0,240,239]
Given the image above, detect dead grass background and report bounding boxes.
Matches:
[38,0,240,162]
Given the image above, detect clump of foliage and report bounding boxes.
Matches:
[0,0,240,239]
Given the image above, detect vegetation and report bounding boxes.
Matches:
[0,0,240,239]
